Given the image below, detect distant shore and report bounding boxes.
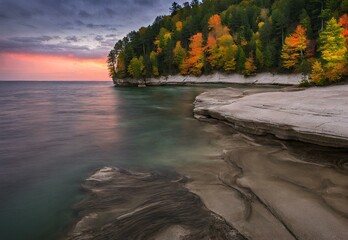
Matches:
[113,72,302,87]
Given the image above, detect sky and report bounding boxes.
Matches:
[0,0,186,80]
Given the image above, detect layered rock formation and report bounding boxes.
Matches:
[194,85,348,148]
[113,73,302,87]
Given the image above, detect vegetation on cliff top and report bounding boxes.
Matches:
[107,0,348,84]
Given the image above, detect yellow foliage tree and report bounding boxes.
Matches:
[173,41,187,70]
[206,14,236,72]
[244,54,257,76]
[176,21,183,31]
[224,46,236,72]
[319,18,348,81]
[128,56,145,79]
[310,61,325,84]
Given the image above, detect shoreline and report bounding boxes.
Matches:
[65,124,348,240]
[113,72,302,87]
[64,85,348,240]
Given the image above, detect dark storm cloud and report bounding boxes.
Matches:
[0,0,187,59]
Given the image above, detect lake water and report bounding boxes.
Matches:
[1,81,347,240]
[0,81,226,240]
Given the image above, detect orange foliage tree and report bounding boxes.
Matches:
[281,25,309,69]
[181,33,204,76]
[205,14,237,71]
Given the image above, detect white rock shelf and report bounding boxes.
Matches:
[194,85,348,148]
[113,73,302,86]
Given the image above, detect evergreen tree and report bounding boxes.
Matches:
[107,50,117,78]
[150,51,159,77]
[236,46,246,72]
[115,51,127,78]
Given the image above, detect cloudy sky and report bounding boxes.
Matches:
[0,0,186,80]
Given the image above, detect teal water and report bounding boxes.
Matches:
[0,81,226,240]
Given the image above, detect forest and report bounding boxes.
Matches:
[107,0,348,84]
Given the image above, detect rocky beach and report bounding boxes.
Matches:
[66,83,348,240]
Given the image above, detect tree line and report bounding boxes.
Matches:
[107,0,348,85]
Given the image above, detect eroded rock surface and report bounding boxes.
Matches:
[66,167,246,240]
[194,85,348,148]
[179,124,348,240]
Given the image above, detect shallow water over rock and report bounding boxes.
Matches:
[67,122,348,240]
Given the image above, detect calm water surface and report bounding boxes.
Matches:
[0,81,225,240]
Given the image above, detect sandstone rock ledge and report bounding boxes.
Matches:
[194,85,348,148]
[113,73,302,86]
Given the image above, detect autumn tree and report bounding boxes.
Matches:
[128,56,145,79]
[319,18,348,81]
[281,25,308,70]
[175,21,183,31]
[173,41,187,70]
[244,53,257,76]
[107,0,347,83]
[205,14,223,69]
[224,46,237,72]
[155,28,172,54]
[181,33,204,76]
[206,14,237,71]
[339,14,348,45]
[310,60,325,84]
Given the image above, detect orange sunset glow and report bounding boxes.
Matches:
[0,53,108,81]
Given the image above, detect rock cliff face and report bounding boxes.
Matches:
[193,85,348,148]
[113,73,302,86]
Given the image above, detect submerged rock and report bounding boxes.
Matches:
[66,167,246,240]
[194,85,348,148]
